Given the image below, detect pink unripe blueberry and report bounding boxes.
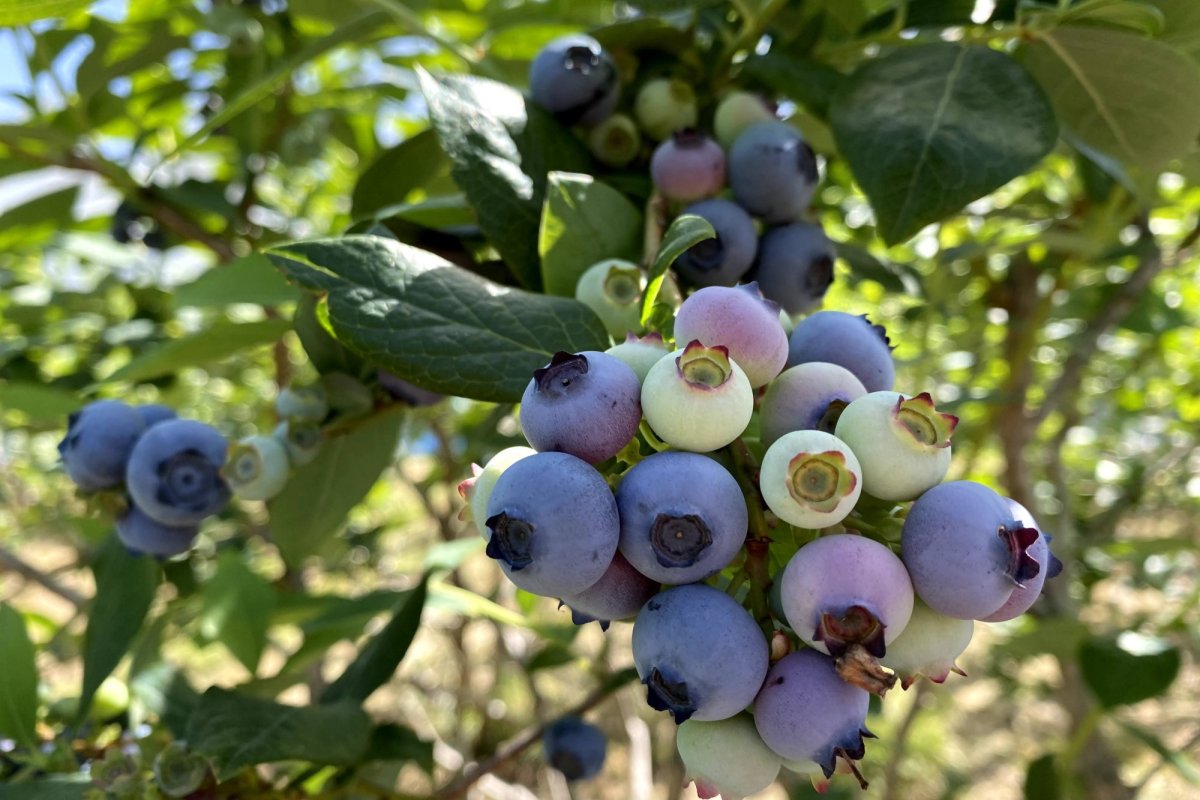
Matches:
[759,362,867,448]
[673,283,788,389]
[650,131,726,203]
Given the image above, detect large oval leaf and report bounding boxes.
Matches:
[829,43,1057,245]
[0,604,38,747]
[538,172,642,297]
[1018,25,1200,170]
[267,236,609,402]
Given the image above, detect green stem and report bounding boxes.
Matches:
[729,438,774,634]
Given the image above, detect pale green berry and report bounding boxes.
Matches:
[574,259,646,339]
[461,446,538,538]
[880,599,973,689]
[640,341,753,452]
[588,113,641,167]
[223,434,290,501]
[321,371,374,416]
[834,391,957,501]
[605,333,671,383]
[759,430,861,528]
[275,384,328,422]
[273,420,322,467]
[677,715,781,800]
[714,91,775,150]
[635,78,697,141]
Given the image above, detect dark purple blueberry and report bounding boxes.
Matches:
[559,552,659,630]
[124,419,230,526]
[752,222,835,314]
[58,400,146,491]
[484,452,619,597]
[650,131,725,203]
[728,121,818,223]
[519,351,642,464]
[759,362,867,447]
[786,311,895,393]
[543,716,606,781]
[529,35,619,126]
[673,199,758,288]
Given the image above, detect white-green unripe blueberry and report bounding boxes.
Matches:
[635,78,698,141]
[641,341,753,452]
[460,446,537,538]
[605,333,671,383]
[320,371,374,417]
[760,430,861,528]
[880,599,973,689]
[223,435,290,501]
[273,420,322,467]
[574,259,646,339]
[588,113,641,167]
[275,384,328,423]
[677,715,782,800]
[834,391,957,501]
[714,91,775,150]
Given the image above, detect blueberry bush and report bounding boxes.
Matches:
[1,1,1199,799]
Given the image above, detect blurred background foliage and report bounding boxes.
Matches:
[0,0,1198,799]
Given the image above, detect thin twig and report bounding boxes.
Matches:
[0,546,85,608]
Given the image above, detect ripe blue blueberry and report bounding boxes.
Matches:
[484,451,619,597]
[58,400,146,491]
[116,505,200,558]
[559,552,659,629]
[901,481,1044,620]
[752,222,835,314]
[125,419,231,526]
[616,452,747,584]
[979,498,1061,622]
[650,131,725,203]
[728,121,818,223]
[672,199,757,288]
[632,584,768,724]
[460,446,537,538]
[759,362,867,448]
[519,351,642,464]
[543,716,606,781]
[786,311,895,393]
[673,283,789,388]
[529,35,619,126]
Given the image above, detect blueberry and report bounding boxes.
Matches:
[753,649,873,785]
[880,599,973,689]
[574,259,646,340]
[672,199,758,288]
[752,222,835,314]
[759,362,867,448]
[760,431,863,529]
[677,715,781,800]
[632,584,768,724]
[58,400,146,491]
[604,333,671,384]
[650,131,725,203]
[714,91,775,149]
[125,419,230,526]
[588,113,641,167]
[833,391,956,502]
[616,452,747,584]
[543,716,606,781]
[461,446,537,539]
[979,498,1058,622]
[673,283,789,388]
[634,78,698,141]
[786,311,895,393]
[519,351,642,464]
[116,504,200,558]
[484,452,619,597]
[137,404,177,428]
[901,481,1045,619]
[559,552,659,629]
[640,341,753,453]
[223,435,291,502]
[273,420,323,467]
[728,121,818,222]
[529,35,620,127]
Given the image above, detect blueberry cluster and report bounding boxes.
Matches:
[59,401,230,557]
[460,281,1062,792]
[529,35,835,321]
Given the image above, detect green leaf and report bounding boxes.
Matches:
[829,43,1057,244]
[835,241,921,295]
[418,69,592,290]
[0,381,83,423]
[0,604,38,747]
[1024,753,1060,800]
[267,408,403,567]
[0,775,89,799]
[321,577,427,705]
[1078,634,1181,708]
[267,236,609,402]
[351,129,448,220]
[293,294,363,376]
[0,0,90,25]
[739,53,845,117]
[186,689,372,779]
[364,724,434,773]
[1117,720,1200,785]
[1150,0,1200,61]
[199,552,277,673]
[1017,26,1200,170]
[538,172,643,297]
[640,214,714,336]
[80,537,159,723]
[103,318,291,384]
[0,186,78,235]
[173,255,300,309]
